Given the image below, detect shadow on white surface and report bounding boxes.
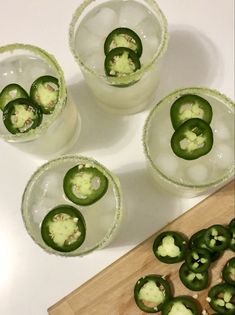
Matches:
[146,25,223,108]
[67,81,132,154]
[109,164,189,248]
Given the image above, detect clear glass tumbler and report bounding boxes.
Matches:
[0,43,81,157]
[69,0,168,115]
[21,155,123,256]
[143,87,234,197]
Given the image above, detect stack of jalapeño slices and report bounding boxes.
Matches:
[103,27,142,85]
[170,94,214,160]
[0,75,59,134]
[41,163,109,253]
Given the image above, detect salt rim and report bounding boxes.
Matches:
[0,43,67,141]
[142,86,235,190]
[21,154,123,257]
[69,0,169,86]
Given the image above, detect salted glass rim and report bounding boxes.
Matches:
[0,43,67,141]
[21,154,123,257]
[142,86,235,190]
[69,0,169,85]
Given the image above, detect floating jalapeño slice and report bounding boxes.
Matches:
[3,98,43,134]
[153,231,187,264]
[207,283,235,315]
[63,164,108,206]
[104,47,141,78]
[185,248,211,273]
[0,83,29,111]
[179,262,209,291]
[170,94,213,130]
[41,205,86,252]
[171,118,213,160]
[162,296,200,315]
[134,275,172,313]
[104,27,143,57]
[30,75,59,114]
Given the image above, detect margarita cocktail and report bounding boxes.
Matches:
[0,44,80,157]
[69,0,168,114]
[21,155,123,256]
[143,87,234,197]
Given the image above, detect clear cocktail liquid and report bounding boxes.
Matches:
[0,52,80,157]
[144,88,234,196]
[72,0,167,114]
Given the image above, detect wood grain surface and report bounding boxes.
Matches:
[48,180,235,315]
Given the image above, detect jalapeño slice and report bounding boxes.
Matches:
[41,205,86,252]
[3,98,42,134]
[179,262,209,291]
[222,258,235,286]
[104,47,141,78]
[185,248,211,273]
[162,296,200,315]
[207,283,235,315]
[104,27,142,57]
[30,75,59,114]
[134,274,172,313]
[170,94,212,130]
[228,218,235,251]
[171,118,213,160]
[153,231,187,264]
[204,224,231,252]
[0,83,28,111]
[63,164,108,206]
[189,229,221,262]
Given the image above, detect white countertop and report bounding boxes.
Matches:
[0,1,234,314]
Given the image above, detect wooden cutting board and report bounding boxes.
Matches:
[48,180,235,315]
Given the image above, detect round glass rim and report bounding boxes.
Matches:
[69,0,169,85]
[21,154,123,257]
[142,86,235,190]
[0,43,67,141]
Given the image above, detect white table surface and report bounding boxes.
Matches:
[0,1,234,314]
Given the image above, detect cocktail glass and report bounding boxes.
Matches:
[0,43,81,157]
[21,155,123,256]
[143,87,234,197]
[69,0,168,115]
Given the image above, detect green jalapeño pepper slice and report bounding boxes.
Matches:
[41,205,86,252]
[3,98,43,134]
[170,94,212,130]
[63,164,108,206]
[162,296,200,315]
[0,83,28,111]
[30,75,59,114]
[179,262,209,291]
[204,224,231,252]
[171,118,213,160]
[153,231,187,264]
[207,283,235,315]
[189,229,221,262]
[222,257,235,286]
[104,47,141,78]
[104,27,143,57]
[228,218,235,252]
[185,248,211,273]
[134,274,172,313]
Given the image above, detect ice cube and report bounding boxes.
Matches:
[119,1,147,28]
[187,164,208,184]
[213,122,231,140]
[211,144,234,169]
[84,7,118,38]
[155,153,178,177]
[85,52,105,74]
[75,27,102,59]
